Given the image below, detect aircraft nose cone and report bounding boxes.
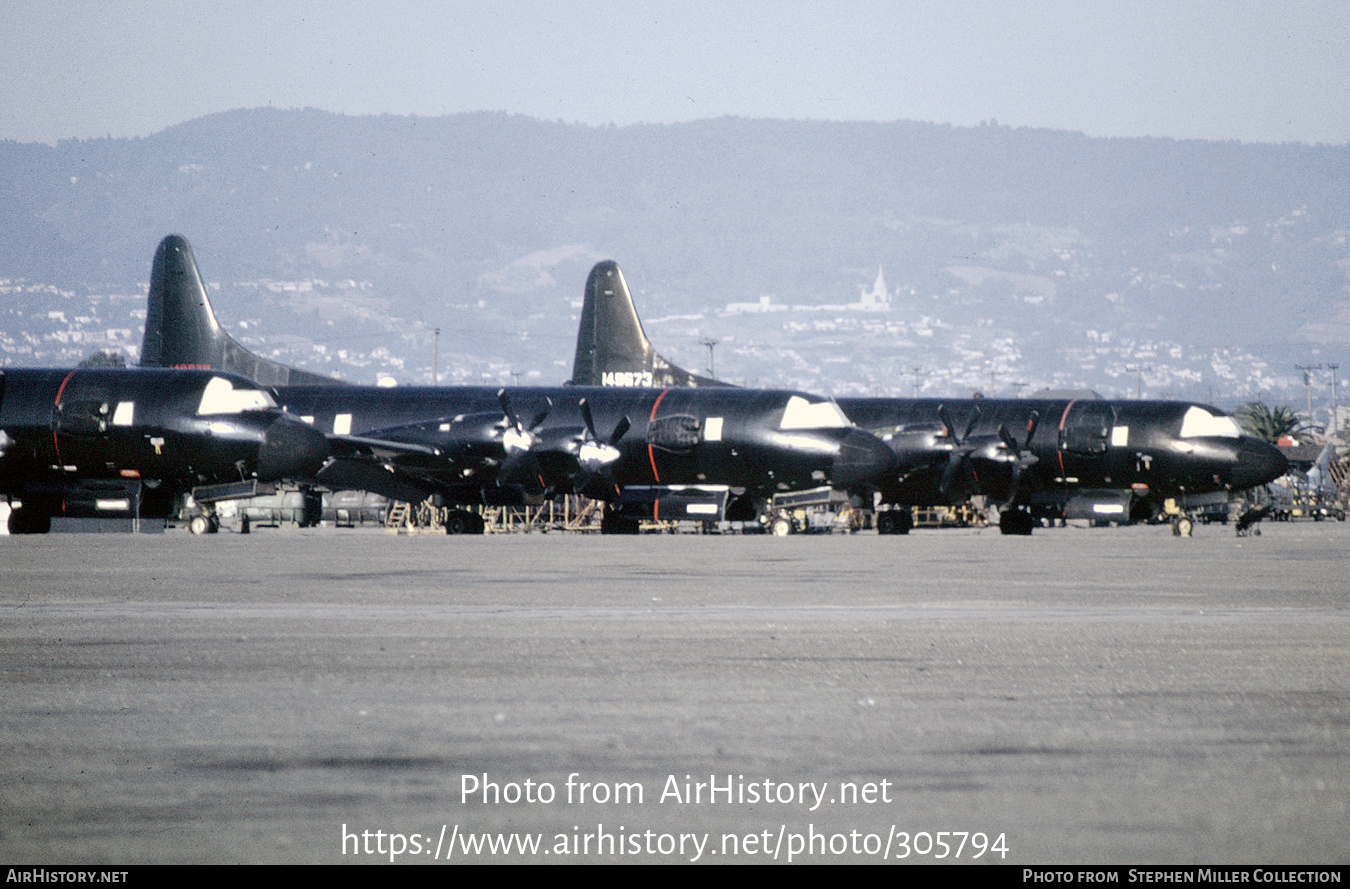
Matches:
[1229,436,1288,490]
[257,414,329,481]
[831,428,896,490]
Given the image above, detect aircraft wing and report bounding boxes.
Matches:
[327,433,442,460]
[314,413,552,505]
[313,455,442,504]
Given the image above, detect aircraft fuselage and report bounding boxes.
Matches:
[0,368,329,530]
[838,396,1287,518]
[276,384,894,503]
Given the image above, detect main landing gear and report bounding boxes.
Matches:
[997,507,1036,536]
[444,509,487,535]
[600,507,640,535]
[875,508,913,535]
[7,505,51,534]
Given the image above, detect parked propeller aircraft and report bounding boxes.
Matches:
[567,260,1289,534]
[0,367,330,533]
[1264,442,1348,522]
[138,236,896,533]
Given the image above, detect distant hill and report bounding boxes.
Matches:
[2,110,1347,409]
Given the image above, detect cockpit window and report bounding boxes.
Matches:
[780,395,850,430]
[197,376,277,415]
[1179,406,1241,439]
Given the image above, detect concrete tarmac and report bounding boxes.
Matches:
[1,521,1347,864]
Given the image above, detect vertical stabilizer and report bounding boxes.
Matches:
[570,261,727,388]
[1305,442,1337,494]
[141,235,346,387]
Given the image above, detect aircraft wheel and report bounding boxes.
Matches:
[1171,516,1193,537]
[187,514,210,535]
[8,506,51,534]
[893,509,912,534]
[239,514,251,535]
[770,516,793,536]
[877,510,912,535]
[299,490,324,528]
[444,510,484,535]
[725,496,757,523]
[601,513,640,535]
[999,508,1034,536]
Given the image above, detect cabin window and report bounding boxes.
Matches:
[649,414,701,452]
[55,400,110,436]
[779,396,849,430]
[1061,402,1116,455]
[1179,406,1241,439]
[197,376,276,415]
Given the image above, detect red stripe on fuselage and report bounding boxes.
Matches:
[647,388,671,483]
[1056,400,1076,479]
[51,370,77,465]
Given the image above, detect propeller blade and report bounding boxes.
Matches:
[497,388,519,429]
[962,407,981,442]
[1024,410,1040,446]
[1003,463,1024,509]
[579,398,599,442]
[939,453,962,497]
[1000,410,1042,507]
[938,404,956,441]
[528,398,552,431]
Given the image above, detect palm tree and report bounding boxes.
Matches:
[1234,402,1302,443]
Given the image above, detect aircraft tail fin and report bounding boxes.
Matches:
[141,235,346,387]
[570,261,729,388]
[1305,441,1337,492]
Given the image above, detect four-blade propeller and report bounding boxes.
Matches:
[993,410,1040,508]
[492,391,632,498]
[496,389,552,488]
[572,397,632,497]
[937,404,983,499]
[936,404,1041,506]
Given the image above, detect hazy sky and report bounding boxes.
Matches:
[3,1,1347,145]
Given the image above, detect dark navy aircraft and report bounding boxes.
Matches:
[567,260,1288,534]
[0,368,329,533]
[138,236,895,532]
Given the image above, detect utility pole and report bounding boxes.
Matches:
[701,339,718,379]
[1328,363,1340,434]
[432,328,440,385]
[1296,363,1322,427]
[910,366,924,398]
[1126,365,1150,399]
